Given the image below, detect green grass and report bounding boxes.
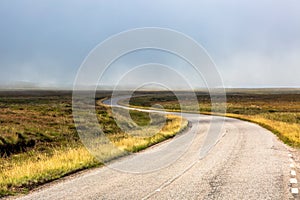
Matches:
[0,92,187,197]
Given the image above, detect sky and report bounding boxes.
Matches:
[0,0,299,89]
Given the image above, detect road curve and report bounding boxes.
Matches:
[16,96,293,200]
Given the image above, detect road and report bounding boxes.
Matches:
[16,96,294,200]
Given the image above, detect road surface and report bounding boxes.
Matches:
[15,96,295,200]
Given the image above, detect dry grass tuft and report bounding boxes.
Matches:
[0,147,98,195]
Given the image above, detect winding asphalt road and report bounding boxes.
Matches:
[16,96,293,200]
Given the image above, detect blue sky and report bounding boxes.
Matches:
[0,0,299,88]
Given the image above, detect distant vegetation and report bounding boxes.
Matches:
[0,91,187,197]
[126,89,300,147]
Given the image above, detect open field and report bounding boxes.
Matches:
[125,89,300,147]
[0,91,187,197]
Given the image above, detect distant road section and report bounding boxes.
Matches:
[16,96,292,200]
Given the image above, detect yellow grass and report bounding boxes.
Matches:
[225,113,300,146]
[113,115,188,152]
[0,147,98,195]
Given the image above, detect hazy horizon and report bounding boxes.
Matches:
[0,80,299,91]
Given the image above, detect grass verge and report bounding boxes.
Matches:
[0,147,99,196]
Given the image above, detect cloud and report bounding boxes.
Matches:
[218,48,300,87]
